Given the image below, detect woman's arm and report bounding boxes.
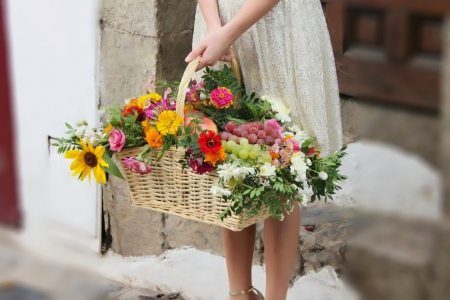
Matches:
[186,0,281,70]
[197,0,222,32]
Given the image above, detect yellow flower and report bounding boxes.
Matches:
[64,140,109,184]
[204,146,226,167]
[104,124,113,134]
[137,93,162,109]
[156,110,182,136]
[145,128,164,148]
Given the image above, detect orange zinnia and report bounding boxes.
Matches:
[145,128,163,148]
[204,146,226,167]
[269,151,280,160]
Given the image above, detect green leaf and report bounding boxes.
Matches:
[102,152,124,179]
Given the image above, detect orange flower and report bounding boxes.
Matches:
[104,124,113,134]
[204,146,226,167]
[313,148,320,158]
[269,151,280,160]
[145,128,163,148]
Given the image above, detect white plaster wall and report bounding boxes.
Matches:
[6,0,102,252]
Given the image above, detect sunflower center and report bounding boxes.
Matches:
[84,152,98,167]
[207,140,215,148]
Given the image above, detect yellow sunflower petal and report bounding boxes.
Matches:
[64,150,81,159]
[100,167,107,184]
[72,161,88,175]
[80,165,91,181]
[69,151,86,170]
[93,165,106,184]
[94,145,105,157]
[87,142,95,154]
[79,139,89,151]
[98,158,109,168]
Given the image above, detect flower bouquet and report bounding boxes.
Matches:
[53,57,347,230]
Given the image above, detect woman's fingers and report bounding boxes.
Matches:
[197,53,217,71]
[185,43,206,63]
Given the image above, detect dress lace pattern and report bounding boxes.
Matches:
[192,0,343,155]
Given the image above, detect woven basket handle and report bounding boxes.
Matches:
[175,55,242,119]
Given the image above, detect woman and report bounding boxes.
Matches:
[185,0,343,299]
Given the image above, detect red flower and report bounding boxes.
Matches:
[307,147,320,158]
[198,130,222,154]
[122,106,144,116]
[189,159,214,175]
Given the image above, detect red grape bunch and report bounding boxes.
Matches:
[221,121,281,146]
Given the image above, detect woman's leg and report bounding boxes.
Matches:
[263,203,301,300]
[222,224,258,300]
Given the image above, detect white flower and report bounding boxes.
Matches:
[210,186,232,197]
[281,132,295,138]
[259,163,276,177]
[89,136,96,146]
[231,166,255,181]
[292,131,309,147]
[290,152,308,182]
[288,124,302,133]
[262,95,292,123]
[306,159,312,166]
[75,126,86,137]
[217,162,240,183]
[282,126,309,146]
[124,98,132,105]
[200,93,207,100]
[273,105,292,123]
[299,194,308,207]
[319,171,328,180]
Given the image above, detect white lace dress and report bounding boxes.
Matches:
[192,0,343,155]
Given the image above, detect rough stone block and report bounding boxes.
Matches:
[340,97,439,167]
[156,0,197,36]
[100,27,158,107]
[102,0,157,37]
[157,30,195,82]
[163,214,224,255]
[344,215,437,300]
[103,176,165,257]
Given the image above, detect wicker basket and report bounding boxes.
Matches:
[116,56,272,231]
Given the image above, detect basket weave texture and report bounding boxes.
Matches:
[116,56,271,231]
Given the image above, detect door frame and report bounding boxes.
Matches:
[0,0,21,227]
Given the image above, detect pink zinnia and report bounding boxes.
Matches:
[210,87,233,108]
[123,156,152,175]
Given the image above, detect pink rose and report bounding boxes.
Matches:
[109,129,126,152]
[264,119,283,138]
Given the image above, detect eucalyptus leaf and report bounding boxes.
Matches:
[102,151,124,179]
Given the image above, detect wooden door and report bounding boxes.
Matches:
[322,0,450,112]
[0,0,21,226]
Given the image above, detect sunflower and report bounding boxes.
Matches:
[156,110,182,136]
[64,140,109,184]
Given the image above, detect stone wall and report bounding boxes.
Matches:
[100,0,198,257]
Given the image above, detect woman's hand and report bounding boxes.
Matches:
[185,27,234,71]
